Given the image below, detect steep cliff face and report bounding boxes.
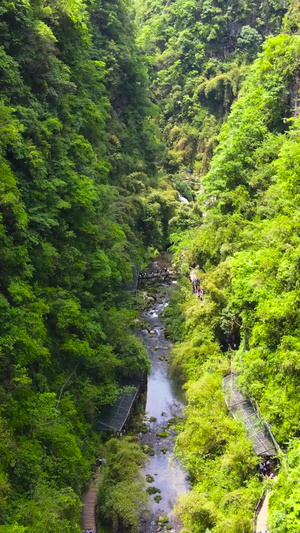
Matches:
[134,0,286,173]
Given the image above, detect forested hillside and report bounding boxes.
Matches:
[134,0,286,173]
[159,2,300,532]
[0,0,169,530]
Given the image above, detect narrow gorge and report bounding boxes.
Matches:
[1,0,300,532]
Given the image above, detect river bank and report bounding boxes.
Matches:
[82,254,188,533]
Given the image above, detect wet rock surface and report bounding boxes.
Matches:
[138,254,188,533]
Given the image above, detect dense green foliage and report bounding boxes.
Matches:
[134,0,285,173]
[164,275,261,532]
[269,442,300,532]
[2,0,300,529]
[163,20,300,533]
[0,0,170,529]
[98,437,149,532]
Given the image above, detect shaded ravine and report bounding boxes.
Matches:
[139,259,189,532]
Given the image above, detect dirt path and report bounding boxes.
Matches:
[82,467,102,533]
[255,491,269,533]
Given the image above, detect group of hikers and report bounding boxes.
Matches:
[189,267,205,299]
[256,460,274,533]
[91,457,106,482]
[193,280,205,299]
[259,458,274,478]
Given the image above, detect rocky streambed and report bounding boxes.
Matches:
[138,255,188,533]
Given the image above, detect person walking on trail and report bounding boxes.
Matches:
[190,266,200,293]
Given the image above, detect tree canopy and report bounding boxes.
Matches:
[0,0,165,528]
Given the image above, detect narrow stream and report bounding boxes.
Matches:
[139,257,189,532]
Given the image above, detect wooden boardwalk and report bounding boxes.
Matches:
[82,467,102,533]
[255,491,269,533]
[223,374,279,533]
[223,373,278,456]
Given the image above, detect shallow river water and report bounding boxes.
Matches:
[139,268,189,532]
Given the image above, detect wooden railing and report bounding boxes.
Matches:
[253,489,266,533]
